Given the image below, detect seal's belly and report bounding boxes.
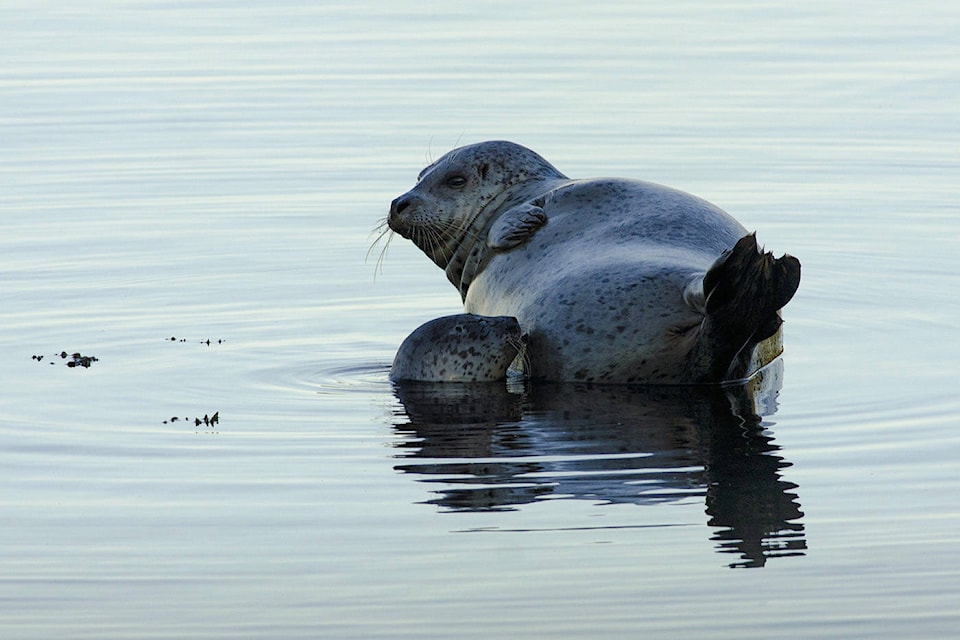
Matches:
[466,241,716,382]
[460,180,754,382]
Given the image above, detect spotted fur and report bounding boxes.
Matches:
[390,314,524,383]
[388,141,800,384]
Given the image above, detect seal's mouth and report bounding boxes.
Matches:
[387,218,412,240]
[387,220,413,240]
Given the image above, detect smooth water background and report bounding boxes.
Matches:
[2,2,959,638]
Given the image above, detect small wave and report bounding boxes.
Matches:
[253,358,390,396]
[314,362,393,394]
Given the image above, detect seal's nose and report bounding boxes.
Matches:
[387,194,411,227]
[390,195,411,217]
[388,194,414,236]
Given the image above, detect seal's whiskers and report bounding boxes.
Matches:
[367,217,395,277]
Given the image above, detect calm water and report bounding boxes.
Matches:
[2,1,959,638]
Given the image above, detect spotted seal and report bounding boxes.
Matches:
[386,141,800,384]
[390,313,524,383]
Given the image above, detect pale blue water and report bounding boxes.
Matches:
[2,1,959,638]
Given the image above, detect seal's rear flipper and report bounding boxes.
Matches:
[699,233,801,381]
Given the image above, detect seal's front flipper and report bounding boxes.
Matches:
[697,233,801,381]
[487,200,547,250]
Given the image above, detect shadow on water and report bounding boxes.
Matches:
[390,360,805,569]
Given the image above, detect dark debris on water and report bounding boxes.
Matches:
[166,336,225,345]
[32,351,100,368]
[164,412,220,433]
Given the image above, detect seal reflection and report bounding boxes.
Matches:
[390,362,805,569]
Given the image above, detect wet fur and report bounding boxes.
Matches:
[387,141,801,384]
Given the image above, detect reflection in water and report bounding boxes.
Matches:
[391,361,805,568]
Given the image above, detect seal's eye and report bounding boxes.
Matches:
[445,175,468,188]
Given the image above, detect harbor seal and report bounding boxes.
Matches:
[387,140,800,384]
[390,313,524,382]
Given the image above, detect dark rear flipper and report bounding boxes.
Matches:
[698,233,801,382]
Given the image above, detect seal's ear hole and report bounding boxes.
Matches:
[479,163,489,180]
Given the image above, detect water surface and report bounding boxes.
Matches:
[2,1,959,638]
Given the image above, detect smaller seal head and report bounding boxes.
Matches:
[390,313,525,383]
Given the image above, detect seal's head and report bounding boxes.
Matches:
[388,141,566,273]
[389,313,526,383]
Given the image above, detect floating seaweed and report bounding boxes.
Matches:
[163,411,220,434]
[32,351,100,368]
[166,336,225,344]
[63,352,99,368]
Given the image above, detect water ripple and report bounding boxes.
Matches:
[254,359,392,397]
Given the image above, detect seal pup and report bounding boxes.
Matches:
[390,313,525,383]
[387,141,800,384]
